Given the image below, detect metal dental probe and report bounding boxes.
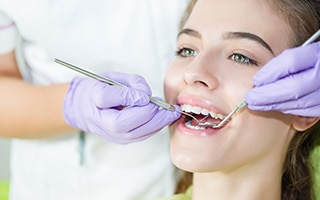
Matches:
[54,58,200,121]
[198,28,320,129]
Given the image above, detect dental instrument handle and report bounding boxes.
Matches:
[148,96,176,111]
[302,29,320,47]
[54,59,126,87]
[215,99,247,128]
[55,58,178,112]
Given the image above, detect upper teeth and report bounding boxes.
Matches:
[181,104,226,120]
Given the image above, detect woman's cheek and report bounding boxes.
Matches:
[164,64,181,104]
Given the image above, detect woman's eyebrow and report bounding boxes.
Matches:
[178,29,274,55]
[178,28,201,39]
[225,32,274,55]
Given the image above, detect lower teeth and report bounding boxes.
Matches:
[185,120,206,130]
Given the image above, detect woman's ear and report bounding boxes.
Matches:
[292,116,320,131]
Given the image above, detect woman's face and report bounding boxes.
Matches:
[165,0,296,173]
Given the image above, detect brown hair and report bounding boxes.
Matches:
[282,122,320,200]
[263,1,320,200]
[175,0,320,199]
[266,0,320,46]
[178,0,197,31]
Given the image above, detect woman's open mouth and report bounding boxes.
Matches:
[180,104,227,130]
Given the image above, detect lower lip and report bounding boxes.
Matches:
[176,118,220,136]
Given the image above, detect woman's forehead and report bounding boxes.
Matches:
[185,0,293,55]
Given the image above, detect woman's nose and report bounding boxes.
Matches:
[183,53,219,90]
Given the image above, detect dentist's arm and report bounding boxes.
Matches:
[0,52,180,142]
[0,51,72,138]
[245,42,320,117]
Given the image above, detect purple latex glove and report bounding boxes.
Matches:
[64,71,181,144]
[245,41,320,117]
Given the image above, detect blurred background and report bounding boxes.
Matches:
[0,139,10,200]
[0,139,10,180]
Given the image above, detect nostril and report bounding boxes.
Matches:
[194,80,209,87]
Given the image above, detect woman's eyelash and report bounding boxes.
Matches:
[175,47,198,57]
[230,53,258,66]
[175,48,258,66]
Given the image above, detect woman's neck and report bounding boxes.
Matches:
[192,160,283,200]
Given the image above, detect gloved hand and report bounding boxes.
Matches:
[245,41,320,117]
[64,71,181,144]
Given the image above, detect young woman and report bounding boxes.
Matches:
[163,0,320,199]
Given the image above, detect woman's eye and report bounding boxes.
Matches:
[176,47,198,57]
[230,53,257,66]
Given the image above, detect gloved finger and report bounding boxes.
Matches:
[247,88,320,117]
[248,104,320,117]
[253,42,320,86]
[101,71,152,95]
[105,105,181,143]
[111,131,156,144]
[116,132,161,144]
[280,104,320,117]
[91,82,151,108]
[99,103,160,133]
[246,66,320,105]
[121,107,181,139]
